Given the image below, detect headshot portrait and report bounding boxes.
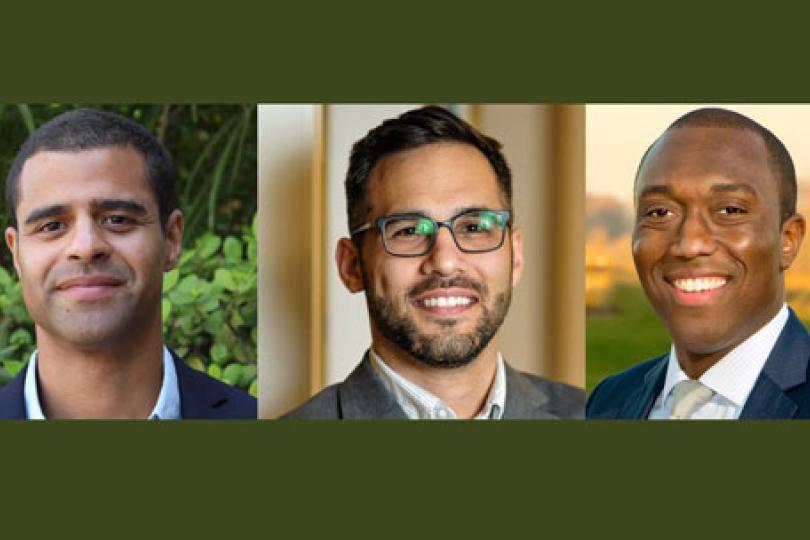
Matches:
[0,105,257,419]
[259,104,585,419]
[586,105,810,419]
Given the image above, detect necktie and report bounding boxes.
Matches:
[669,379,714,419]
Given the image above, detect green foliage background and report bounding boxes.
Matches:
[0,104,257,395]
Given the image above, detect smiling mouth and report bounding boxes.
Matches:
[671,277,728,293]
[664,275,729,306]
[55,275,125,301]
[412,289,479,316]
[418,296,475,308]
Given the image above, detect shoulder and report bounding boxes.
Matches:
[280,384,342,419]
[505,366,585,419]
[173,355,257,419]
[0,367,27,420]
[586,355,666,417]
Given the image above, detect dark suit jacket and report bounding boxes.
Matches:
[282,354,585,419]
[0,350,256,419]
[587,309,810,419]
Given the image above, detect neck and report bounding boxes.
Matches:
[675,302,784,379]
[372,334,500,419]
[34,322,164,419]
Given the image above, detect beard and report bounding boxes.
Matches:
[366,275,511,369]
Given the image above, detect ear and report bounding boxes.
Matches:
[780,213,805,271]
[163,209,184,271]
[335,237,365,293]
[5,227,20,276]
[509,227,524,288]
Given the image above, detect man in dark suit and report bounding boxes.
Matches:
[587,107,809,419]
[0,109,255,419]
[284,106,584,419]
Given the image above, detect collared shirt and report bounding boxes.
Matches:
[649,304,789,420]
[24,346,181,420]
[369,349,506,420]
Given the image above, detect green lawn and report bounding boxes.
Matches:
[586,283,670,393]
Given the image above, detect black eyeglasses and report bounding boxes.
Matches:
[351,209,512,257]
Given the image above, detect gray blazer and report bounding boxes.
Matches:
[282,354,584,419]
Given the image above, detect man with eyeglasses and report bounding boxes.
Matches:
[284,106,584,419]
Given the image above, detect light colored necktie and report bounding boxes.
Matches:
[669,380,714,419]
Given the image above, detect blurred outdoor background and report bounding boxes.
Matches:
[586,105,810,393]
[0,104,257,395]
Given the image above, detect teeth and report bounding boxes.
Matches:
[673,277,727,293]
[421,296,474,308]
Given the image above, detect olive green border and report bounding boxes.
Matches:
[3,2,809,102]
[3,421,808,534]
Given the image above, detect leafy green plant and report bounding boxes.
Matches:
[0,266,34,384]
[162,214,258,396]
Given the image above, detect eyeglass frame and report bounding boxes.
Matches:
[350,208,513,257]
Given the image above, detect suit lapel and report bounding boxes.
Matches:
[618,356,667,419]
[338,353,407,419]
[0,367,27,420]
[740,310,809,419]
[173,352,230,419]
[502,364,559,419]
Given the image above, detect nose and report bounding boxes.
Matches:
[420,225,466,276]
[66,217,112,263]
[670,209,717,259]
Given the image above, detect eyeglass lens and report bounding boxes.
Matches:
[382,210,507,255]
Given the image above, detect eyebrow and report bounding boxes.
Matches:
[385,206,496,219]
[24,204,70,225]
[23,198,149,226]
[709,183,758,196]
[637,182,758,199]
[91,198,149,215]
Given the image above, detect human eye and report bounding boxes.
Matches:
[643,207,673,218]
[718,206,747,215]
[457,211,504,234]
[38,221,65,234]
[390,217,434,237]
[101,214,135,230]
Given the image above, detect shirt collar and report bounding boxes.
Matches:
[24,346,181,420]
[660,303,789,408]
[369,348,506,420]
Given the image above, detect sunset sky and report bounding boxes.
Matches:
[586,104,810,205]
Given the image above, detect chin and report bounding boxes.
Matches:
[668,325,742,357]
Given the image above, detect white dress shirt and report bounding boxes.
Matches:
[369,349,506,420]
[24,346,181,420]
[649,304,789,420]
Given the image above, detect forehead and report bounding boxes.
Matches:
[636,126,776,201]
[17,146,154,210]
[368,142,505,217]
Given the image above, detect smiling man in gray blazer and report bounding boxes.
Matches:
[284,106,584,420]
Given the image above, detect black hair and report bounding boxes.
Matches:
[636,107,796,220]
[345,105,512,232]
[5,108,178,230]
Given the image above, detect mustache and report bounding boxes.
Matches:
[407,276,487,298]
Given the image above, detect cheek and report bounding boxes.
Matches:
[16,240,60,281]
[725,229,782,270]
[370,259,413,295]
[631,231,660,273]
[110,234,165,278]
[485,254,513,287]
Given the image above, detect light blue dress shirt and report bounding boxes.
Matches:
[23,346,181,420]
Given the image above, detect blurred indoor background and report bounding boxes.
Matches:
[259,104,584,418]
